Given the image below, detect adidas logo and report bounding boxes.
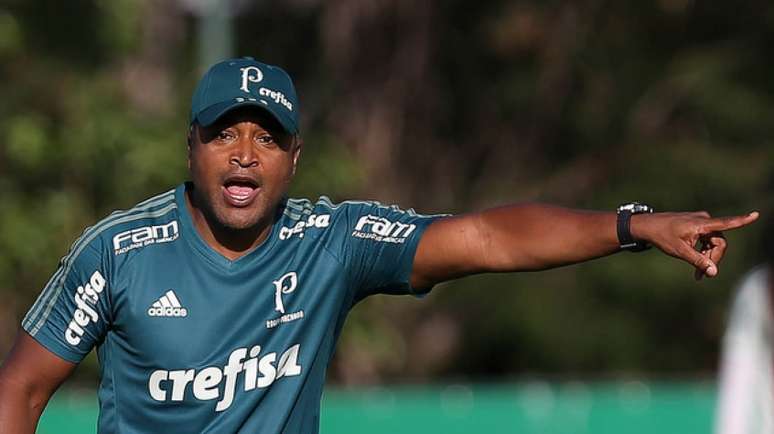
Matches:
[147,290,188,317]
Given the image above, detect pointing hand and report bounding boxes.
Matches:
[630,211,759,279]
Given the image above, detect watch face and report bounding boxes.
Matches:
[617,202,653,214]
[631,204,649,213]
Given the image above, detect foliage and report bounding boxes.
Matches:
[1,0,773,383]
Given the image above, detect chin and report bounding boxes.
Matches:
[212,194,276,231]
[214,208,265,231]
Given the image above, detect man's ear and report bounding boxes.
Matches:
[187,125,195,170]
[291,136,303,176]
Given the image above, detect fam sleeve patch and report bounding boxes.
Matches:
[321,198,446,301]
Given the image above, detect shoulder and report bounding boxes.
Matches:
[305,195,445,224]
[279,196,373,232]
[278,195,445,246]
[276,196,400,241]
[277,196,385,237]
[312,195,440,216]
[69,188,180,258]
[280,195,441,231]
[281,195,384,218]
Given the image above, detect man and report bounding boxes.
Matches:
[0,57,758,433]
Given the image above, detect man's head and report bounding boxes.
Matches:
[187,58,302,231]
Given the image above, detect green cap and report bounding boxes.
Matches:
[190,57,299,134]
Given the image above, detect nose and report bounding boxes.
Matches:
[229,137,258,168]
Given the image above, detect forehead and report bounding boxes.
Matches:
[203,106,284,133]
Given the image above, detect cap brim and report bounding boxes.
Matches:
[194,100,298,134]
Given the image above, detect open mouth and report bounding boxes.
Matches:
[222,175,260,207]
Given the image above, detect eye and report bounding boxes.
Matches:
[256,134,276,147]
[217,130,235,141]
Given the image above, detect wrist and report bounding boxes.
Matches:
[616,202,654,252]
[629,213,649,243]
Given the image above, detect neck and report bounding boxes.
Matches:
[184,188,275,261]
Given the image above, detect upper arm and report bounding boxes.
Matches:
[411,203,621,288]
[410,205,562,288]
[410,213,491,289]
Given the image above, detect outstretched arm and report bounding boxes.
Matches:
[410,203,758,288]
[0,331,77,434]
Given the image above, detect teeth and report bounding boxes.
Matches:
[225,184,255,202]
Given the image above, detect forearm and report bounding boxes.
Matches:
[0,373,47,434]
[474,203,621,271]
[0,332,75,434]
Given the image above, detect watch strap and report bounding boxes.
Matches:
[617,210,642,251]
[616,203,653,252]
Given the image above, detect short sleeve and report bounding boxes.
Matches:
[21,236,112,363]
[324,199,446,301]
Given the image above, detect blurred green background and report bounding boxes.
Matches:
[1,0,773,431]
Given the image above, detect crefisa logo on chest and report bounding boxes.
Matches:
[266,272,304,329]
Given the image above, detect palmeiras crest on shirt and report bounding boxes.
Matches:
[267,272,304,329]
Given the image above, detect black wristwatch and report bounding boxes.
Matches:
[616,202,654,252]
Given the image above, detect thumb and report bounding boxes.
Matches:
[679,245,718,277]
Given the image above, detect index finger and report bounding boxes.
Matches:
[701,211,759,233]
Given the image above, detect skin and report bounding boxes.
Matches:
[185,107,302,259]
[0,106,759,432]
[0,333,75,433]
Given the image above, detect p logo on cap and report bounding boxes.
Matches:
[239,66,263,92]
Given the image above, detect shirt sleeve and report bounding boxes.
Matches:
[326,200,447,301]
[21,235,112,364]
